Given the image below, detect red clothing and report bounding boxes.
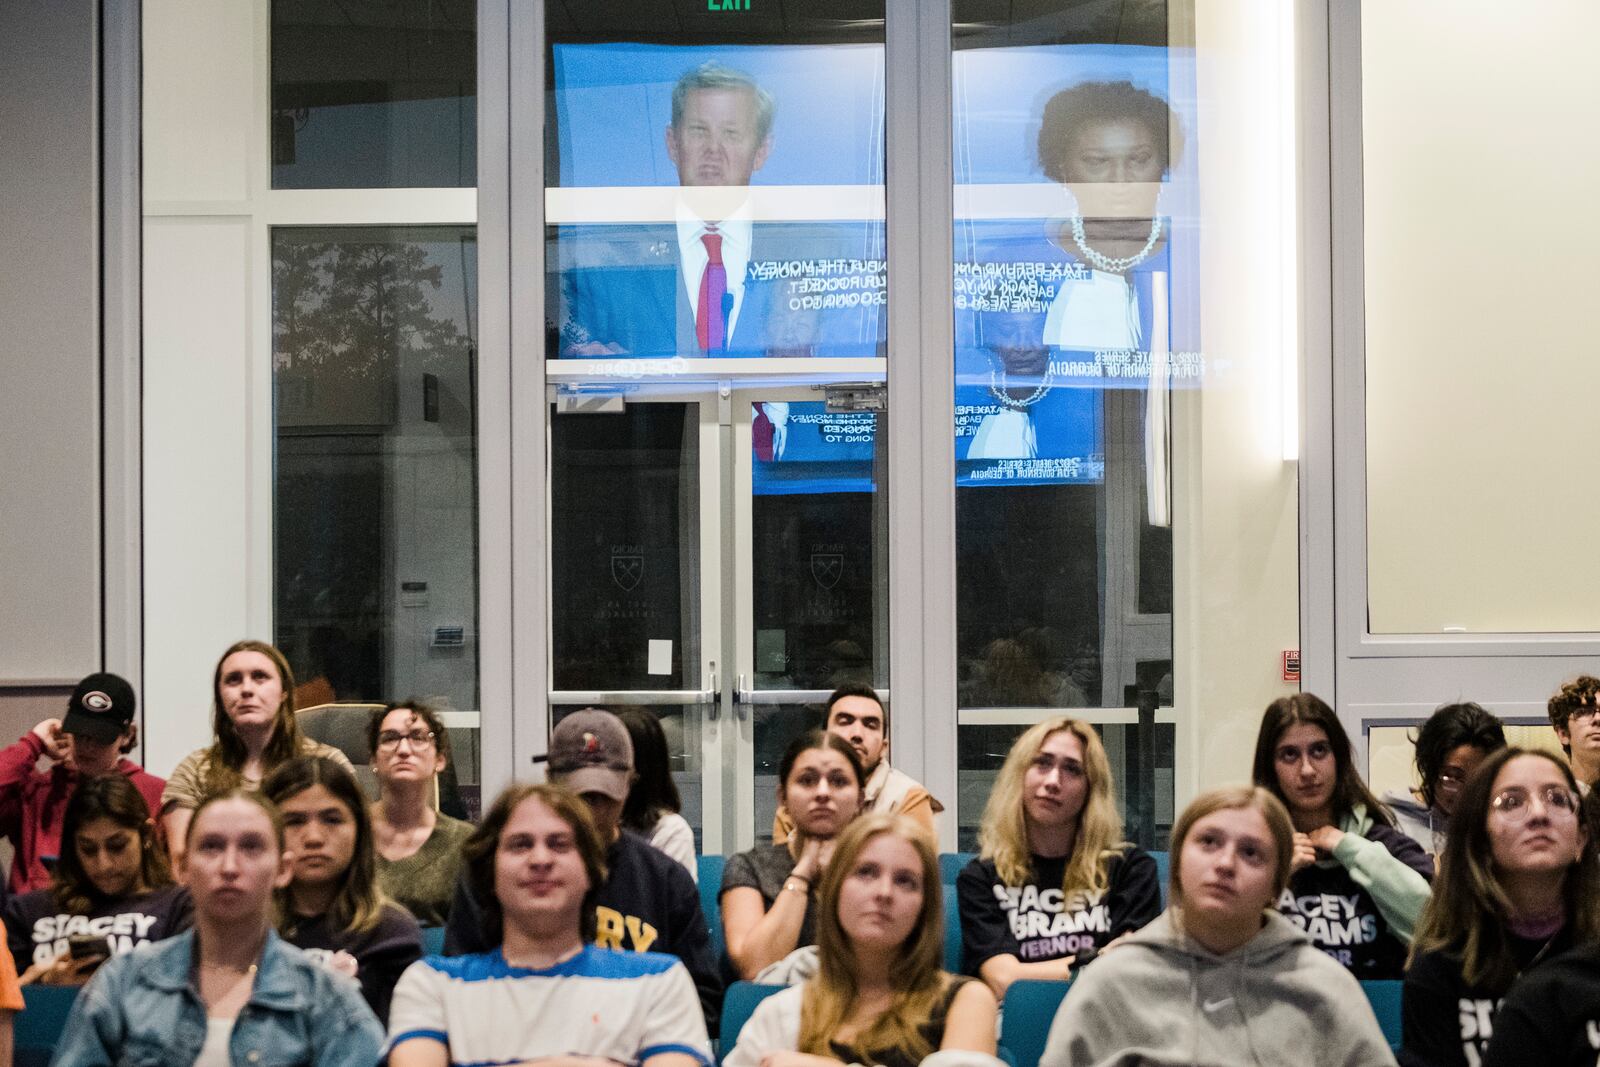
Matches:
[0,732,166,893]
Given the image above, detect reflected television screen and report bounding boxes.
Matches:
[547,43,888,361]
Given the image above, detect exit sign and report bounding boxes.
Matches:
[708,0,751,9]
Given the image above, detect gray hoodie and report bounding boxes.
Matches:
[1038,910,1397,1067]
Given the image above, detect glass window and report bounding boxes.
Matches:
[272,225,481,812]
[543,14,887,361]
[271,0,476,189]
[952,3,1184,850]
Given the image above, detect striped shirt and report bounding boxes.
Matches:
[387,944,711,1066]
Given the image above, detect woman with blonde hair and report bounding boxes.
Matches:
[725,814,998,1067]
[1403,747,1597,1067]
[956,717,1160,1000]
[160,640,355,869]
[1040,786,1396,1067]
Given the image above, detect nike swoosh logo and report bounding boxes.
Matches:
[1202,998,1233,1013]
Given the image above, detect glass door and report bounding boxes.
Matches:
[547,382,886,855]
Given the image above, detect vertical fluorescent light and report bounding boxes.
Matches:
[1279,0,1300,462]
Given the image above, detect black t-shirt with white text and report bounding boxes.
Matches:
[956,845,1160,975]
[282,902,421,1027]
[1483,943,1600,1067]
[1402,927,1572,1067]
[3,884,192,970]
[1275,822,1431,979]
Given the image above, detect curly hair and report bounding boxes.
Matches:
[1037,80,1182,183]
[1413,703,1506,808]
[1548,675,1600,750]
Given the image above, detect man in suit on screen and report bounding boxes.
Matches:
[559,61,785,359]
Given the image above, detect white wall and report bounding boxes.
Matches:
[1363,0,1600,635]
[1181,0,1302,794]
[0,0,101,684]
[142,0,267,774]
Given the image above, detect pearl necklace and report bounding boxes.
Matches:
[988,360,1054,410]
[1070,214,1162,273]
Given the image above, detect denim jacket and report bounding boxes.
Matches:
[51,928,384,1067]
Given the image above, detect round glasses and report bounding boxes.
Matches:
[376,729,436,751]
[1489,785,1579,822]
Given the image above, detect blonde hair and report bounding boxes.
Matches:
[1168,786,1294,912]
[978,718,1125,905]
[799,814,948,1062]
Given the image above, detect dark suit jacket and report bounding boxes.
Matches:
[553,220,886,360]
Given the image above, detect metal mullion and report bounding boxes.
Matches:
[886,0,957,845]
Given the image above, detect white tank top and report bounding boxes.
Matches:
[192,1017,235,1067]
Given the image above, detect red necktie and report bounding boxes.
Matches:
[697,230,727,351]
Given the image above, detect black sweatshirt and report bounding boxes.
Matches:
[1401,926,1572,1067]
[1483,942,1600,1067]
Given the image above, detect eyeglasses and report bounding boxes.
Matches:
[1490,785,1580,822]
[376,729,436,751]
[1570,706,1600,724]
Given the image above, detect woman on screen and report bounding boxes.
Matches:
[1039,786,1396,1067]
[956,716,1160,1001]
[1250,693,1433,979]
[1403,748,1597,1067]
[723,814,998,1067]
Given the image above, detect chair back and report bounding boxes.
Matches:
[939,852,975,883]
[1361,979,1404,1052]
[998,979,1072,1067]
[1149,850,1170,907]
[943,891,964,972]
[17,984,80,1067]
[718,981,786,1064]
[699,853,726,962]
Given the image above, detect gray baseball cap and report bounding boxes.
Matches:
[548,708,634,801]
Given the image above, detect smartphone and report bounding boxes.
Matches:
[67,934,112,963]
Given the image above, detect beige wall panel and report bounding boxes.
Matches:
[142,0,255,204]
[1363,1,1600,633]
[142,218,256,775]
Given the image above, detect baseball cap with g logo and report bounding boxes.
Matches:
[63,672,137,744]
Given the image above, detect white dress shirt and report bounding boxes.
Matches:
[675,201,754,345]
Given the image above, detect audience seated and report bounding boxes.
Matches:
[772,686,942,849]
[1402,748,1597,1067]
[956,717,1160,1001]
[722,731,865,980]
[367,700,472,926]
[386,782,711,1067]
[52,789,384,1066]
[160,640,355,870]
[442,709,721,1027]
[1546,675,1600,792]
[4,776,190,984]
[724,813,998,1067]
[262,756,422,1027]
[0,672,166,894]
[1382,702,1505,860]
[1251,694,1432,979]
[1480,939,1600,1065]
[618,709,697,881]
[1040,785,1397,1067]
